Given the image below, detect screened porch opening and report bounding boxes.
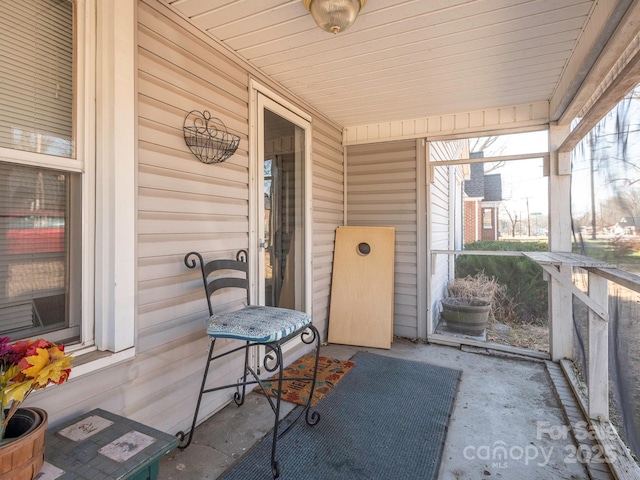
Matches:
[427,84,640,471]
[429,130,550,353]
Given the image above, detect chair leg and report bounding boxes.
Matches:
[303,325,322,426]
[266,325,322,477]
[267,326,323,439]
[234,340,251,406]
[176,337,216,449]
[269,344,285,479]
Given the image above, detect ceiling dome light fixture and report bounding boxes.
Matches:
[302,0,367,34]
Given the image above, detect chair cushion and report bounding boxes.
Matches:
[206,305,312,342]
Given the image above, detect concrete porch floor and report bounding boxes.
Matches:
[158,339,613,479]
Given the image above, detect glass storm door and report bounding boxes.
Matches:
[256,94,311,316]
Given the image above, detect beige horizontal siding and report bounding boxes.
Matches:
[311,116,344,335]
[39,0,344,438]
[429,140,466,330]
[346,140,418,339]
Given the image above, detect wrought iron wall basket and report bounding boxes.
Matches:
[183,110,240,164]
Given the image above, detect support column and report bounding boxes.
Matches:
[95,0,137,352]
[588,272,609,421]
[549,266,574,361]
[548,123,573,361]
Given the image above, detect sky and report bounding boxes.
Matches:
[471,130,549,220]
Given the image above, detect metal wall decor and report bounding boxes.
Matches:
[183,110,240,164]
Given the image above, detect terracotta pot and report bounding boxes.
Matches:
[0,408,47,480]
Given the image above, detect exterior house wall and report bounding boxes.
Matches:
[309,118,345,326]
[345,141,419,338]
[342,138,466,339]
[464,201,500,244]
[429,140,466,331]
[463,199,480,244]
[27,0,343,436]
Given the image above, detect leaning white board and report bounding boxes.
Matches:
[328,226,395,349]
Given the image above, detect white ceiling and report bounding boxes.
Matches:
[167,0,603,128]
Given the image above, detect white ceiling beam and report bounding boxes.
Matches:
[558,46,640,153]
[551,0,639,123]
[343,102,549,146]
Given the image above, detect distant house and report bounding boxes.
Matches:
[463,159,503,244]
[612,217,640,235]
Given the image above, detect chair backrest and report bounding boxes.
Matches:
[184,250,249,316]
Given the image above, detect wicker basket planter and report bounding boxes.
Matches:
[0,408,47,480]
[441,298,491,336]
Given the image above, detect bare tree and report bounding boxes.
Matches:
[470,136,501,153]
[595,199,621,228]
[502,206,519,237]
[469,136,506,173]
[613,187,640,218]
[574,84,640,239]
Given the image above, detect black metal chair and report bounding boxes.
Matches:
[177,250,321,478]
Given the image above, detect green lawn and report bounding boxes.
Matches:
[573,237,640,272]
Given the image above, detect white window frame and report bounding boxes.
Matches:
[0,0,137,366]
[483,208,493,229]
[0,0,86,344]
[93,0,137,355]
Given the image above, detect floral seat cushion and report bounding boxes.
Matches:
[206,305,311,342]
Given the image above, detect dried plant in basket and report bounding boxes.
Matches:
[447,273,518,322]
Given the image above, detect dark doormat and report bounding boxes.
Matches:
[221,351,461,480]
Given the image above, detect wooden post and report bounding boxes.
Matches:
[548,124,572,251]
[549,266,574,361]
[548,124,573,361]
[588,272,609,421]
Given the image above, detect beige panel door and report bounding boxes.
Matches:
[328,226,395,349]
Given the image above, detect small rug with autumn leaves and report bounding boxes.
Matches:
[254,353,355,407]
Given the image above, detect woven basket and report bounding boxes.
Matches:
[0,408,47,480]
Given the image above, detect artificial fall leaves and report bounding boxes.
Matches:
[0,338,73,409]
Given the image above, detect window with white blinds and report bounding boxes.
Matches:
[0,0,74,158]
[0,1,79,342]
[0,161,78,340]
